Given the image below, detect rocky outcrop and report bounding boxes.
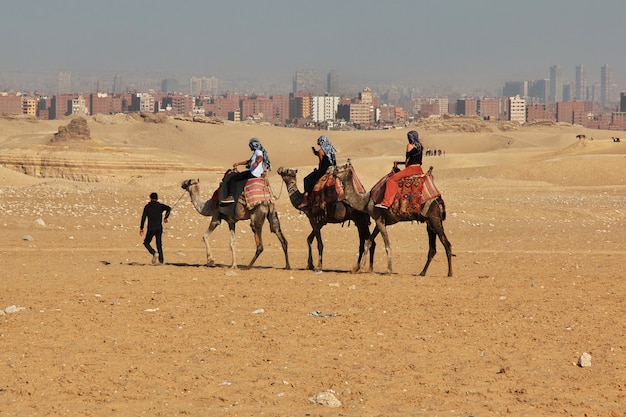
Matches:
[52,117,91,142]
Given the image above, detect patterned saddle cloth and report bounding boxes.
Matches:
[371,169,441,215]
[213,171,272,216]
[308,167,366,213]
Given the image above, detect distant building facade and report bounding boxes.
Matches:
[508,95,526,123]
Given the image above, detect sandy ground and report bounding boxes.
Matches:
[1,115,626,416]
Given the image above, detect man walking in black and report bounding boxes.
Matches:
[140,192,171,265]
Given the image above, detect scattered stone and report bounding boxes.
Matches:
[577,352,592,367]
[4,305,26,314]
[35,218,46,227]
[308,310,339,318]
[22,235,34,241]
[308,391,342,408]
[251,308,265,314]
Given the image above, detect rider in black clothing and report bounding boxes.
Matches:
[140,192,171,264]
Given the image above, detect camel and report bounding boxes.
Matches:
[181,178,290,270]
[277,167,374,272]
[331,160,453,277]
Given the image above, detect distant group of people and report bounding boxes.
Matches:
[425,148,445,157]
[139,129,432,264]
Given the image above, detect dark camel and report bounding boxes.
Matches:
[181,178,290,270]
[331,160,453,276]
[277,167,374,272]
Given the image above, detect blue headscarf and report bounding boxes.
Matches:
[248,138,272,171]
[407,130,420,147]
[317,135,337,166]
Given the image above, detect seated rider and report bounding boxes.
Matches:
[299,135,337,209]
[375,130,423,209]
[221,138,271,204]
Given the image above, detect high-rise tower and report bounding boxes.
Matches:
[601,64,611,106]
[575,65,586,101]
[549,65,563,103]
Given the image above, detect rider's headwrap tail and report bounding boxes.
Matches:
[249,138,272,171]
[317,135,337,166]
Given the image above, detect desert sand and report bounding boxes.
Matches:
[1,114,625,416]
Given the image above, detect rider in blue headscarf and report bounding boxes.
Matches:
[221,138,271,204]
[299,135,337,209]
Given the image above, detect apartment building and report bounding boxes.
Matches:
[526,103,556,123]
[0,92,23,114]
[508,95,526,123]
[311,95,340,123]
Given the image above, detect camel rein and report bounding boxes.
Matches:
[169,189,188,212]
[268,177,284,200]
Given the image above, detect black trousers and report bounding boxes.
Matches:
[225,170,253,196]
[303,168,325,194]
[143,228,164,263]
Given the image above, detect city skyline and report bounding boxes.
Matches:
[1,0,625,96]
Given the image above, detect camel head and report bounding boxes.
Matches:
[332,160,353,182]
[277,167,297,178]
[181,178,200,190]
[277,167,298,184]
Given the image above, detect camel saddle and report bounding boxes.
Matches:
[371,167,441,216]
[214,171,272,216]
[308,173,343,217]
[307,166,366,221]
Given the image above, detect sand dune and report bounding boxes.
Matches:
[1,115,625,415]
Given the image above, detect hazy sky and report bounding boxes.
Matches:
[2,0,625,92]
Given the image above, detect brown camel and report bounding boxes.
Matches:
[277,167,374,272]
[181,178,290,270]
[331,160,453,277]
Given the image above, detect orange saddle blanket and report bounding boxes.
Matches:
[372,171,441,214]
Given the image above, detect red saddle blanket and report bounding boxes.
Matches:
[372,171,441,214]
[242,177,272,209]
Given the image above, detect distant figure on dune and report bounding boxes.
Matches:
[612,136,621,142]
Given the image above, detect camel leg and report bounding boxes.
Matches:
[313,227,323,272]
[419,224,437,276]
[376,222,393,274]
[438,228,453,277]
[244,218,263,270]
[228,222,238,269]
[268,205,290,270]
[306,230,316,270]
[355,226,378,273]
[355,224,367,267]
[202,219,221,267]
[420,218,453,277]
